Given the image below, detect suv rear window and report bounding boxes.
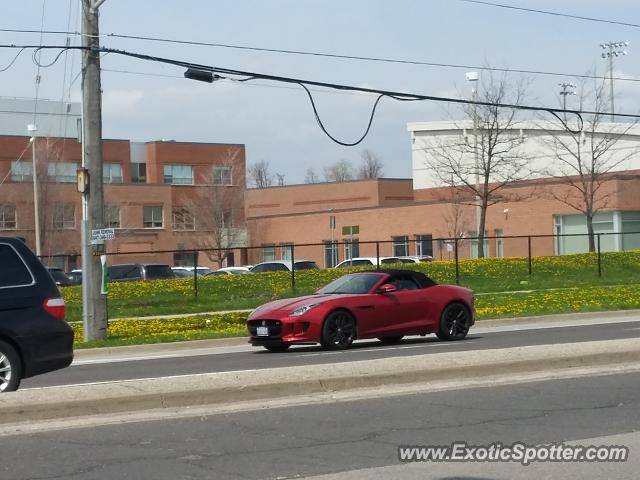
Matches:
[0,244,33,287]
[109,265,142,280]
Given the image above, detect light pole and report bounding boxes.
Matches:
[466,71,481,255]
[600,41,629,122]
[27,123,41,257]
[558,83,577,121]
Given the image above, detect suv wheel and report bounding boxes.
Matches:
[0,340,22,392]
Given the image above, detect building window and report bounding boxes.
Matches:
[0,205,16,229]
[495,229,504,258]
[103,163,123,184]
[172,207,195,231]
[104,204,121,228]
[143,206,163,228]
[215,209,233,228]
[324,240,338,267]
[262,244,276,262]
[213,166,232,185]
[415,234,433,257]
[280,242,293,261]
[48,162,78,183]
[344,239,359,260]
[163,164,193,185]
[131,163,147,183]
[470,231,490,258]
[53,204,75,229]
[11,161,33,182]
[392,235,409,256]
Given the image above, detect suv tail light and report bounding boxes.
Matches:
[43,297,65,320]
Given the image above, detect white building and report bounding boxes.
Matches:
[0,97,81,138]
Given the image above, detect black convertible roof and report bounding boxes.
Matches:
[360,269,437,288]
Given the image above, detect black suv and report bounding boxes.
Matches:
[0,237,74,392]
[108,263,176,282]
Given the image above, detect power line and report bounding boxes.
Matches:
[2,27,640,83]
[458,0,640,28]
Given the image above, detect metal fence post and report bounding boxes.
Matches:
[454,238,460,285]
[193,250,198,298]
[376,241,380,269]
[528,236,532,276]
[290,244,296,291]
[597,234,602,277]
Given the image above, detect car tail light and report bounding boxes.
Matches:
[43,297,65,320]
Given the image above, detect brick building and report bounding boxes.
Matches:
[0,135,247,269]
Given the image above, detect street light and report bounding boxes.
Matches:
[558,83,577,121]
[466,72,481,250]
[600,41,629,122]
[27,123,41,257]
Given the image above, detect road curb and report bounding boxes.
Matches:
[3,338,640,426]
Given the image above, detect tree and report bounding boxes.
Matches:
[324,159,354,182]
[189,147,246,267]
[538,77,639,252]
[247,160,273,188]
[304,168,320,184]
[358,149,384,179]
[423,71,531,257]
[442,185,473,259]
[275,173,285,186]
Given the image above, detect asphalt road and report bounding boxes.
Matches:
[21,315,640,389]
[5,371,640,480]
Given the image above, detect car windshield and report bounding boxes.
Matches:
[318,273,384,295]
[145,265,175,279]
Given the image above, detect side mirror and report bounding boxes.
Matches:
[377,284,397,294]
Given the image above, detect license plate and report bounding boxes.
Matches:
[256,326,269,336]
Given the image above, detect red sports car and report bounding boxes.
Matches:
[247,269,475,352]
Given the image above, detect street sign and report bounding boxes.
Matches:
[91,228,115,243]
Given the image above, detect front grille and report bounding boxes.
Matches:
[247,319,282,338]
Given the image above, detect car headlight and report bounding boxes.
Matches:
[289,303,320,317]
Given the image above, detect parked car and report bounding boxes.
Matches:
[45,267,74,287]
[108,263,176,282]
[0,237,74,392]
[396,255,435,263]
[215,267,253,275]
[250,260,319,273]
[247,269,474,352]
[66,269,82,285]
[334,257,402,268]
[171,266,213,277]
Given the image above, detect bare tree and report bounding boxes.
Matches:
[358,149,384,179]
[275,173,285,186]
[442,186,473,258]
[538,77,638,252]
[247,160,273,188]
[324,159,354,182]
[423,71,531,257]
[304,168,320,184]
[190,147,247,267]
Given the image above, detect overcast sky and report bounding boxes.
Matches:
[1,0,639,183]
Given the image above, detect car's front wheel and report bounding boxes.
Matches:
[321,311,356,350]
[263,343,291,353]
[0,340,22,393]
[436,302,471,341]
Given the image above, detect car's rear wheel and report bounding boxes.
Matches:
[321,311,356,350]
[263,343,291,353]
[436,302,471,341]
[378,335,404,345]
[0,340,22,393]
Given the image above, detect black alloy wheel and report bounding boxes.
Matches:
[321,311,356,350]
[378,335,404,345]
[436,302,471,341]
[0,340,22,392]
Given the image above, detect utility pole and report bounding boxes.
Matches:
[27,123,42,257]
[466,71,482,258]
[600,41,629,122]
[81,0,107,341]
[558,83,576,122]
